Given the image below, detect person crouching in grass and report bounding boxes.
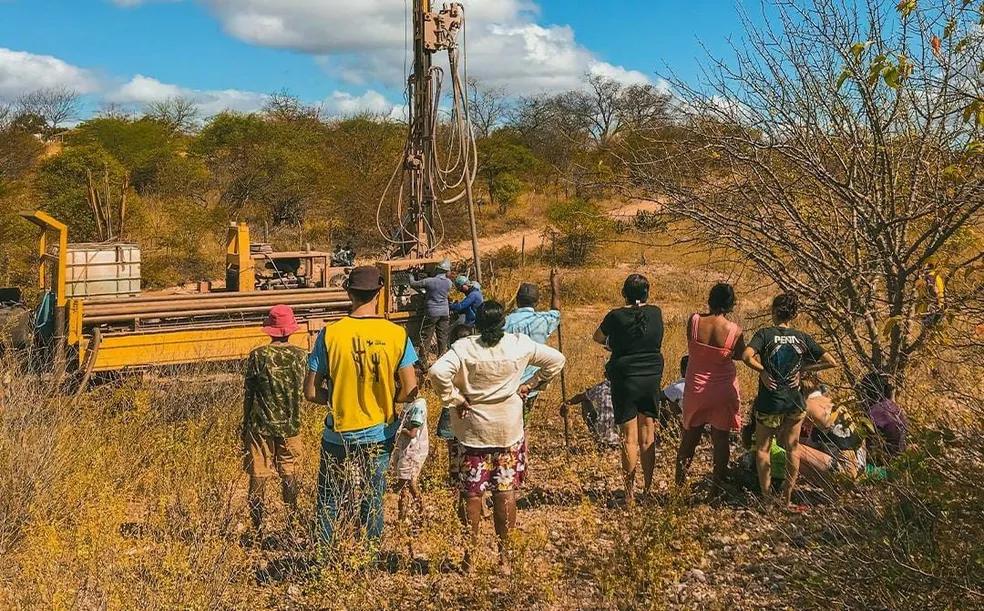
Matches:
[562,380,620,451]
[242,304,308,544]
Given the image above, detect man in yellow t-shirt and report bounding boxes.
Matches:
[305,266,418,548]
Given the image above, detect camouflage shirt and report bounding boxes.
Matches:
[244,343,308,438]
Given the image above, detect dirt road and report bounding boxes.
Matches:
[440,198,663,261]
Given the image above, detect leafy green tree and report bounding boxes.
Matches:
[35,146,127,241]
[322,115,407,248]
[69,117,175,193]
[477,128,538,214]
[193,112,327,226]
[9,112,47,137]
[547,199,613,265]
[0,129,43,189]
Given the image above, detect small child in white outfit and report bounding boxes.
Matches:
[393,397,429,524]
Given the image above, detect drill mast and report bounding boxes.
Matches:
[394,0,481,280]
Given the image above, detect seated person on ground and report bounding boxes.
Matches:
[562,380,620,450]
[859,373,908,464]
[795,376,866,487]
[661,355,688,417]
[740,377,868,492]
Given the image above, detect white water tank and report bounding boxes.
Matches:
[65,243,141,299]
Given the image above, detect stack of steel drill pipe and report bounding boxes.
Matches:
[82,287,348,306]
[83,303,351,324]
[81,290,352,325]
[82,291,349,317]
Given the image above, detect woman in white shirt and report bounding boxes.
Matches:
[428,300,565,573]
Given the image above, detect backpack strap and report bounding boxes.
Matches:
[689,313,700,341]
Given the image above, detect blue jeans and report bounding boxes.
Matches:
[316,436,394,548]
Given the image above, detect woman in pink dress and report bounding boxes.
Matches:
[675,283,746,488]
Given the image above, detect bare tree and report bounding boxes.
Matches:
[616,83,672,133]
[96,102,136,121]
[85,165,130,241]
[263,89,318,122]
[625,0,984,386]
[508,94,585,194]
[16,87,80,138]
[550,74,620,147]
[466,78,510,138]
[146,96,199,134]
[549,74,671,148]
[0,103,11,130]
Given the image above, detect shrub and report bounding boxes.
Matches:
[546,199,614,266]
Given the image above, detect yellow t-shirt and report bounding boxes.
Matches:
[318,317,412,433]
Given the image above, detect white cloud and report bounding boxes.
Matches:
[0,48,99,100]
[106,75,269,115]
[321,90,394,116]
[107,74,401,118]
[587,62,652,87]
[191,0,648,94]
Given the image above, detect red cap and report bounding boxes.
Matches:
[262,304,299,338]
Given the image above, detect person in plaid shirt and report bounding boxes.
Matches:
[505,268,562,426]
[562,380,620,450]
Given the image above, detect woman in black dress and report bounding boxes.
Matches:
[593,274,664,506]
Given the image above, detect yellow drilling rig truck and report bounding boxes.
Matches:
[0,0,482,387]
[3,211,443,386]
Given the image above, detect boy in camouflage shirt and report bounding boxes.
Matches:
[243,305,308,539]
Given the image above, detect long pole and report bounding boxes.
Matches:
[464,161,482,284]
[410,0,434,256]
[552,240,571,452]
[557,310,571,452]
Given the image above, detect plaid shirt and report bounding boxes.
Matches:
[585,381,619,445]
[504,308,561,385]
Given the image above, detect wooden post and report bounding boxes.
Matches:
[521,236,526,268]
[555,270,570,452]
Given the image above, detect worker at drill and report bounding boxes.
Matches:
[450,276,484,328]
[242,305,308,544]
[410,258,454,368]
[505,269,562,425]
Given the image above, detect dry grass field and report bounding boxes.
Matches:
[0,246,981,610]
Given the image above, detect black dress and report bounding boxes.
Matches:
[600,305,665,424]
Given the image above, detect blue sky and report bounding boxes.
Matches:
[0,0,745,118]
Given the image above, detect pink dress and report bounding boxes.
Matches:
[683,314,741,431]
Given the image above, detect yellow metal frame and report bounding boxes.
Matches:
[79,322,324,372]
[19,211,68,307]
[17,211,457,375]
[226,222,254,292]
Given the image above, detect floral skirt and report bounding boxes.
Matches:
[450,438,527,496]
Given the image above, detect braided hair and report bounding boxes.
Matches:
[622,274,650,338]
